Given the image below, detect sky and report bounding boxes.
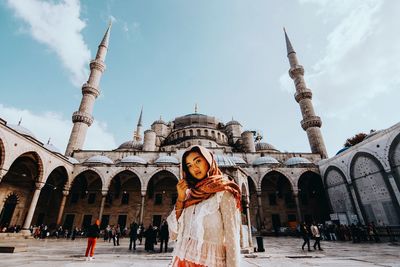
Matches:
[0,0,399,157]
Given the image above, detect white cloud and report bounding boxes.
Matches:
[281,0,400,120]
[0,104,117,152]
[6,0,91,87]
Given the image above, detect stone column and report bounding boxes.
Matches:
[387,171,400,207]
[22,182,44,231]
[348,184,365,224]
[256,190,264,229]
[56,190,70,225]
[245,195,253,247]
[98,190,108,220]
[293,190,302,223]
[140,191,146,224]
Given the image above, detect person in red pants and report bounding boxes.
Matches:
[85,219,100,261]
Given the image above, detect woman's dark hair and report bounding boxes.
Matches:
[182,146,209,188]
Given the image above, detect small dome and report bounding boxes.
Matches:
[214,154,236,167]
[8,124,36,139]
[226,120,242,127]
[67,157,80,164]
[44,143,61,154]
[255,142,278,151]
[252,156,280,166]
[119,155,147,165]
[285,157,312,166]
[152,119,167,125]
[154,155,179,165]
[85,155,113,165]
[230,156,247,164]
[117,140,143,150]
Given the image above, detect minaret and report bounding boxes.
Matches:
[65,22,112,156]
[284,29,328,159]
[133,107,143,142]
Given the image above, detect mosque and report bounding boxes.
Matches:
[0,24,399,246]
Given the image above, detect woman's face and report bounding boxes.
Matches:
[185,151,210,180]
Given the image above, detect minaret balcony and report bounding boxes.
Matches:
[90,59,106,72]
[82,83,100,98]
[294,89,313,103]
[301,116,322,130]
[72,111,94,126]
[289,64,304,79]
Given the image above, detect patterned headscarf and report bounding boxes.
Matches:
[181,145,241,210]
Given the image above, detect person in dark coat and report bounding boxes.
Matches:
[144,224,155,252]
[300,222,311,251]
[159,220,169,253]
[85,220,100,260]
[129,222,138,251]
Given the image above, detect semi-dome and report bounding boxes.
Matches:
[85,155,113,165]
[117,140,143,150]
[152,119,167,125]
[44,143,61,154]
[154,155,179,165]
[252,156,280,166]
[119,155,147,165]
[230,156,247,164]
[214,154,236,167]
[67,157,80,164]
[255,142,278,151]
[8,124,36,139]
[285,157,312,166]
[226,120,242,127]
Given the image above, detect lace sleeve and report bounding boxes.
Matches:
[166,208,179,241]
[220,191,241,267]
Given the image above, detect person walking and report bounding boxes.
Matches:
[159,220,169,253]
[300,222,311,251]
[85,219,100,261]
[311,221,323,251]
[129,222,138,251]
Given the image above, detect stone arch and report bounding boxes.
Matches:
[350,152,400,225]
[388,132,400,192]
[0,193,19,227]
[259,170,295,232]
[189,129,194,136]
[104,169,142,228]
[144,170,179,227]
[33,166,68,228]
[69,167,104,189]
[106,168,143,190]
[259,170,294,190]
[298,171,330,223]
[324,166,359,224]
[63,169,103,230]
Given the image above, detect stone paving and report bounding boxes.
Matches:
[0,236,399,267]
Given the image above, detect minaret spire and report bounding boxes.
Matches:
[284,29,328,159]
[133,107,143,142]
[65,23,111,156]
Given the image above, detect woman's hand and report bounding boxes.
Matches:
[176,179,188,202]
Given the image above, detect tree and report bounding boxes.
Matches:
[344,133,368,147]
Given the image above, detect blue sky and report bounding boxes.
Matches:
[1,0,399,157]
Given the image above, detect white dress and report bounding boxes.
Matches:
[167,191,241,267]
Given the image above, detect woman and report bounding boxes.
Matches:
[167,145,241,267]
[144,224,156,252]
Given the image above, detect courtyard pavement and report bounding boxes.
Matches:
[0,236,399,267]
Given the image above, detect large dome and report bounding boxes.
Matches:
[117,140,143,150]
[173,113,219,129]
[8,124,36,139]
[226,120,242,127]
